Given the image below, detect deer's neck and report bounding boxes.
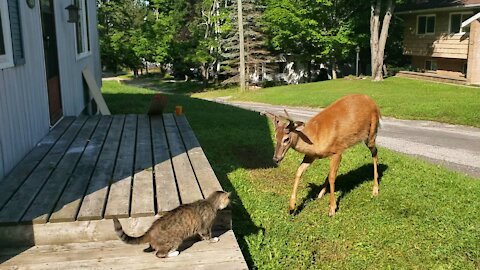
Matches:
[290,131,317,156]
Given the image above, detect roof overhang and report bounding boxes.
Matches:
[396,4,480,15]
[461,11,480,26]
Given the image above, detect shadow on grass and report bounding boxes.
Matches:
[121,77,207,95]
[104,92,273,268]
[295,163,388,215]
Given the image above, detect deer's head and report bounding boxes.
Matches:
[263,110,312,164]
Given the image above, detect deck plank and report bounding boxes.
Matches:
[0,117,74,210]
[0,231,247,270]
[76,116,124,221]
[21,117,101,224]
[150,116,180,212]
[0,117,88,224]
[49,116,116,223]
[175,115,222,197]
[163,114,203,204]
[104,115,137,219]
[131,115,155,217]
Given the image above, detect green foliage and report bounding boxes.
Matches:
[263,0,362,62]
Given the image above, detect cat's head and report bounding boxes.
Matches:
[208,191,231,210]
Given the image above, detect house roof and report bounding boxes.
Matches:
[397,0,480,14]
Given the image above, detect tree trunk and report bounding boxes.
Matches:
[370,0,394,82]
[237,0,246,92]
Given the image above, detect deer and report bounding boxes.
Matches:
[263,94,381,216]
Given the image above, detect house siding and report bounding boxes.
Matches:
[54,0,101,116]
[0,0,101,180]
[402,11,477,59]
[0,1,50,181]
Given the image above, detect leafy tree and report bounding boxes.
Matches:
[263,0,362,80]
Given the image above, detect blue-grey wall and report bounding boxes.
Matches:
[0,0,101,180]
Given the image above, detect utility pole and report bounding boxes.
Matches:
[237,0,246,91]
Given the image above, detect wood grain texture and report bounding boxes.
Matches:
[76,116,124,221]
[22,116,101,224]
[0,230,248,270]
[131,115,155,217]
[0,117,74,210]
[175,115,222,197]
[103,115,137,219]
[49,116,116,223]
[150,116,180,212]
[163,114,203,204]
[0,117,88,224]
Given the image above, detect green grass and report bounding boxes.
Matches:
[103,80,480,269]
[193,77,480,127]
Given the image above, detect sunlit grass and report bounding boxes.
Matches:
[103,80,480,269]
[193,77,480,127]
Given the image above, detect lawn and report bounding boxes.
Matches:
[103,80,480,269]
[193,77,480,127]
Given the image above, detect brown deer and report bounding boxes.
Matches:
[263,94,381,216]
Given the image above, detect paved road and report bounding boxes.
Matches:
[208,98,480,178]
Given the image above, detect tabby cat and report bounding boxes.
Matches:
[113,190,230,258]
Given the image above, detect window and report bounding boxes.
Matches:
[0,1,14,69]
[449,13,472,34]
[425,60,437,71]
[75,0,91,58]
[417,15,435,34]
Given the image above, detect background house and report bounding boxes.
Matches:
[398,0,480,85]
[0,0,101,180]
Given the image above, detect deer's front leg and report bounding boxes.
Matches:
[289,156,314,214]
[328,154,342,217]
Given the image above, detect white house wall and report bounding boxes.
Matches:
[0,1,50,181]
[0,0,101,180]
[55,0,101,116]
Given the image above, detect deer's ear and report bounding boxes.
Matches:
[292,122,313,145]
[298,131,313,145]
[293,121,305,131]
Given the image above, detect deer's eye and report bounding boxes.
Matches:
[283,137,290,144]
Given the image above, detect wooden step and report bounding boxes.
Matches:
[0,230,248,270]
[0,211,231,248]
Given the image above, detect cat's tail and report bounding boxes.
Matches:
[113,217,149,245]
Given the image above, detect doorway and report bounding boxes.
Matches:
[40,0,63,125]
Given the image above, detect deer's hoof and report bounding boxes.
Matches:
[289,209,295,215]
[328,208,336,217]
[372,187,379,196]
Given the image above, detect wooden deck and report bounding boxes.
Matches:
[0,114,246,269]
[0,230,247,270]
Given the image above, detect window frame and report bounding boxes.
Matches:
[74,0,91,60]
[425,59,437,71]
[0,1,14,69]
[416,14,436,35]
[448,12,473,34]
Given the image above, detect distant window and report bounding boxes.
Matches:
[75,0,91,57]
[417,15,435,34]
[425,60,437,71]
[0,1,14,69]
[450,13,472,34]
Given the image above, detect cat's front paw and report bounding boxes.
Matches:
[167,250,180,257]
[209,237,219,243]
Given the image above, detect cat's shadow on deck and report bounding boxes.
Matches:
[293,163,388,215]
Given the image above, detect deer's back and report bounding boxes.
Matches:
[304,94,380,155]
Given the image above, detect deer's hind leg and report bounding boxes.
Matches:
[317,176,329,200]
[328,154,342,217]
